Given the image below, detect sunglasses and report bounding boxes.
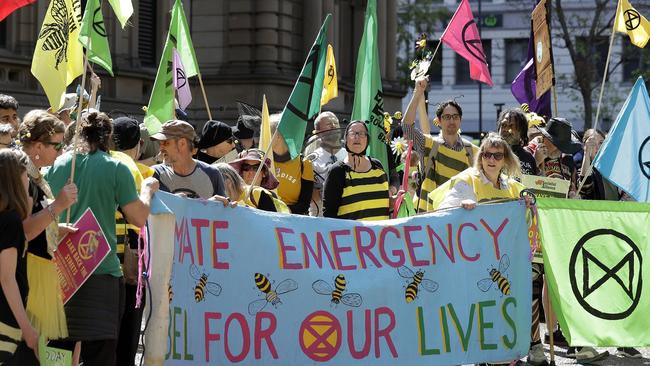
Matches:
[44,141,65,151]
[241,163,261,172]
[482,152,505,161]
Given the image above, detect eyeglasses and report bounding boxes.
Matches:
[348,131,368,139]
[241,163,261,172]
[44,141,64,151]
[482,152,505,161]
[440,114,461,121]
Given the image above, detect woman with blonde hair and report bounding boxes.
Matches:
[429,132,524,210]
[18,110,79,345]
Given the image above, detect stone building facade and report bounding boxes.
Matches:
[0,0,406,128]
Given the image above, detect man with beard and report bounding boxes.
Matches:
[497,108,538,176]
[306,112,346,216]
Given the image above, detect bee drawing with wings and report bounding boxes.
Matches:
[312,274,363,308]
[248,273,298,316]
[477,254,511,296]
[190,264,222,303]
[38,0,79,70]
[398,265,438,303]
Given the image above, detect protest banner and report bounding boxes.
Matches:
[144,192,533,365]
[53,208,110,304]
[538,198,650,346]
[521,174,570,198]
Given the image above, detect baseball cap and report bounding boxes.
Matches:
[112,117,141,150]
[150,120,195,141]
[198,120,233,149]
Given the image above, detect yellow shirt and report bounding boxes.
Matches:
[275,156,314,205]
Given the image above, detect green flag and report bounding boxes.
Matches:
[537,198,650,346]
[277,14,330,159]
[144,0,199,133]
[79,0,113,76]
[351,0,388,173]
[107,0,133,28]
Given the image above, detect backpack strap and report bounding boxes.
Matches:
[461,138,475,165]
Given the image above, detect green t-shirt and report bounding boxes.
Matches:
[46,150,139,277]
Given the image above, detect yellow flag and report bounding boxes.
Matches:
[320,44,338,106]
[259,95,275,173]
[615,0,650,48]
[31,0,84,111]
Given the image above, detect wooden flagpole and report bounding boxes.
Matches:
[66,52,90,224]
[197,72,212,120]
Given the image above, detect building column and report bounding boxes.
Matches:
[385,0,397,81]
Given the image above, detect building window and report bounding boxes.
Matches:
[505,38,528,84]
[622,42,650,82]
[0,22,6,48]
[455,39,491,85]
[138,0,157,67]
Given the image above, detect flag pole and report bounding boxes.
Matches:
[197,72,212,120]
[575,17,617,195]
[66,52,90,224]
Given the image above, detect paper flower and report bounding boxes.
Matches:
[383,112,392,142]
[390,136,409,156]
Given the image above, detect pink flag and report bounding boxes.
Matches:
[0,0,36,22]
[440,0,493,86]
[172,48,192,111]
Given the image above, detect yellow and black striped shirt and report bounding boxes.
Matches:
[323,158,389,221]
[415,136,478,212]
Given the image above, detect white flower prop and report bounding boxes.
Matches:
[390,136,409,156]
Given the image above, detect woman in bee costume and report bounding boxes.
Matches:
[323,120,391,221]
[429,133,524,211]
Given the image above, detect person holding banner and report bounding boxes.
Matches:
[150,120,229,202]
[0,149,38,364]
[430,133,523,211]
[18,110,79,346]
[323,120,391,221]
[45,111,159,366]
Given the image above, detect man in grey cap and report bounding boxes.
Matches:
[151,120,229,201]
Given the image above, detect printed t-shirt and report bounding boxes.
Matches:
[275,156,314,205]
[153,159,226,199]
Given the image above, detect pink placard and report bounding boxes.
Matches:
[53,208,111,304]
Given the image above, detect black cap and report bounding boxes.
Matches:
[233,119,254,140]
[112,117,141,150]
[197,120,233,149]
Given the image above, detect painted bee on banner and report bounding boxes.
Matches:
[477,254,511,296]
[248,273,298,316]
[398,266,438,303]
[190,264,222,302]
[312,274,363,308]
[38,0,79,70]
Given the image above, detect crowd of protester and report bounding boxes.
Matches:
[0,75,642,366]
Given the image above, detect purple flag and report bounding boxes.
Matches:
[172,48,192,111]
[510,9,551,120]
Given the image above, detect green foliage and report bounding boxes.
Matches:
[396,0,450,86]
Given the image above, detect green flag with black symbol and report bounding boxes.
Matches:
[277,14,331,159]
[352,0,388,173]
[537,198,650,346]
[144,0,199,133]
[79,0,113,76]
